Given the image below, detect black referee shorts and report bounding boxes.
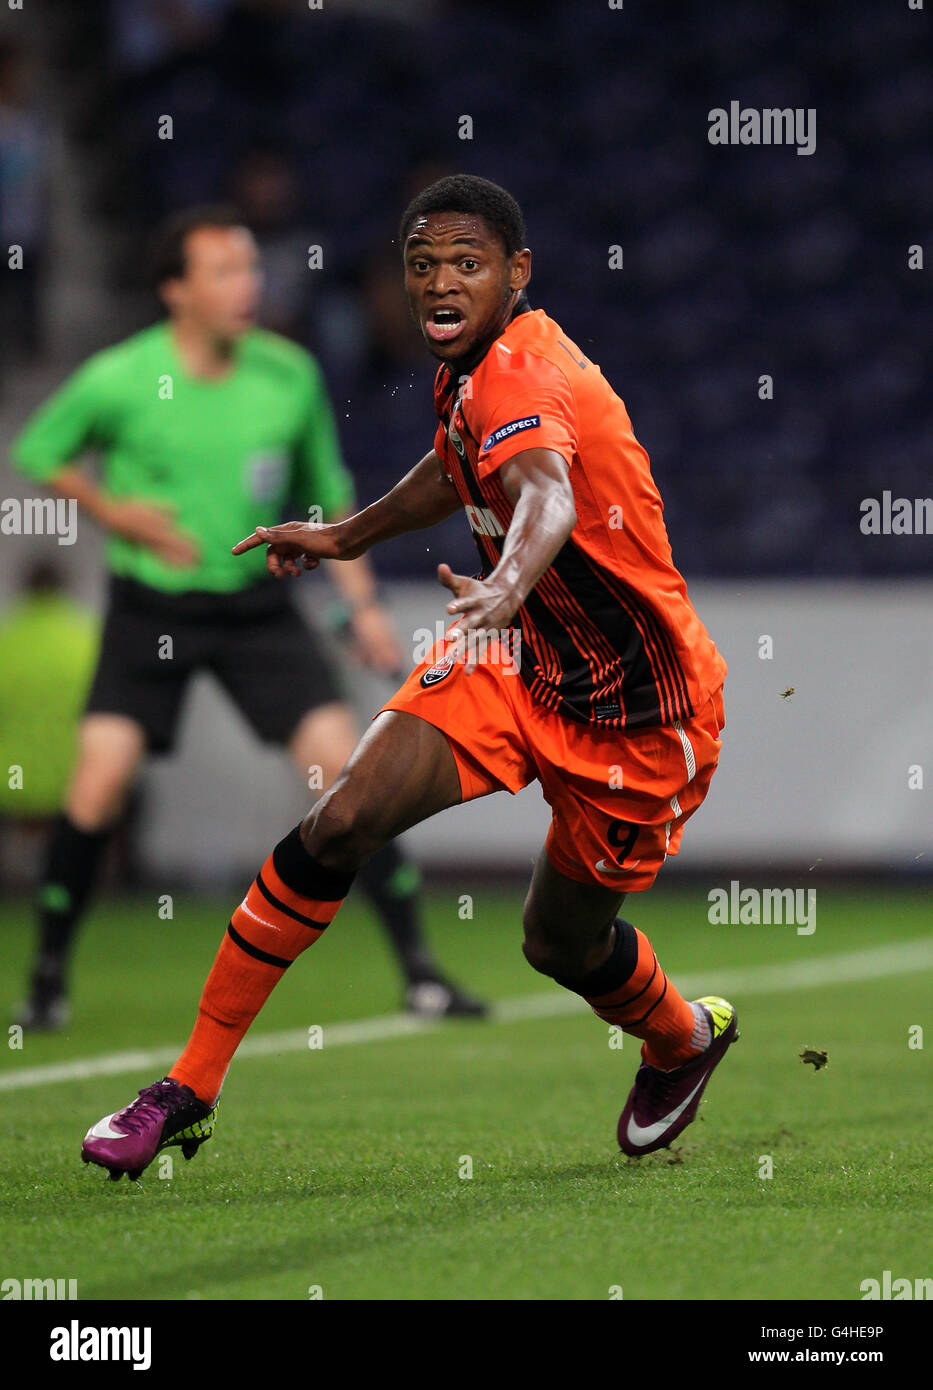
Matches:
[84,576,344,754]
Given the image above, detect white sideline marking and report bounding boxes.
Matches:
[2,937,932,1094]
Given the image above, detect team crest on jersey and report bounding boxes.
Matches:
[481,415,540,453]
[420,655,456,688]
[447,416,466,459]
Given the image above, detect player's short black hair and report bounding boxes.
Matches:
[150,204,247,287]
[398,175,526,257]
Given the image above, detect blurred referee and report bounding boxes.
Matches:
[11,205,485,1029]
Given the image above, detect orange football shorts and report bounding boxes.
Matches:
[381,631,724,892]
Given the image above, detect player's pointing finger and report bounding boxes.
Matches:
[231,531,265,554]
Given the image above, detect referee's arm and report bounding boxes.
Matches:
[11,358,197,567]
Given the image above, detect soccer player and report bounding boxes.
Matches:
[12,205,484,1030]
[81,175,735,1180]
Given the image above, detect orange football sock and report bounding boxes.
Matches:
[557,919,705,1070]
[170,826,354,1104]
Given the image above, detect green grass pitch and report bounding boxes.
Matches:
[1,883,931,1301]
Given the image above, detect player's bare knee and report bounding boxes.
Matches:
[522,930,575,979]
[522,905,596,979]
[522,901,551,973]
[299,797,353,866]
[300,789,385,871]
[522,934,553,976]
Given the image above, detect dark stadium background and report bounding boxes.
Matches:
[3,1,930,578]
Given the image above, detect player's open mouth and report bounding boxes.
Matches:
[425,308,465,342]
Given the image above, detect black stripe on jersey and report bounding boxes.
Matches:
[438,386,690,729]
[548,542,674,723]
[522,614,563,703]
[434,363,454,413]
[522,544,678,728]
[494,461,690,727]
[595,562,693,723]
[449,470,575,712]
[452,402,485,465]
[530,567,620,709]
[551,541,690,726]
[518,575,647,725]
[469,473,590,706]
[463,503,643,725]
[441,404,494,517]
[481,470,657,727]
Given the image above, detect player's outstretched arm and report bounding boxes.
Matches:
[233,449,462,577]
[439,447,576,635]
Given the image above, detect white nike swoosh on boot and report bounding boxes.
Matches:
[624,1075,708,1148]
[85,1114,130,1142]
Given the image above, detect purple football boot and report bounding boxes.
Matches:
[81,1077,217,1181]
[618,996,738,1157]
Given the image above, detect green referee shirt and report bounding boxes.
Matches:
[11,322,356,593]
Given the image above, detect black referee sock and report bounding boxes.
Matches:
[356,844,437,984]
[32,814,112,991]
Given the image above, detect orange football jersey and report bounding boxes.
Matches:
[432,303,727,729]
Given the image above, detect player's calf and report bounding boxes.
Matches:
[521,927,615,983]
[521,858,622,981]
[539,911,737,1151]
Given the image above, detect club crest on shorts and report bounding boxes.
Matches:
[420,655,456,688]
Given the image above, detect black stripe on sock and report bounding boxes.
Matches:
[255,870,329,931]
[226,920,291,969]
[620,975,668,1028]
[272,825,356,902]
[593,955,660,1012]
